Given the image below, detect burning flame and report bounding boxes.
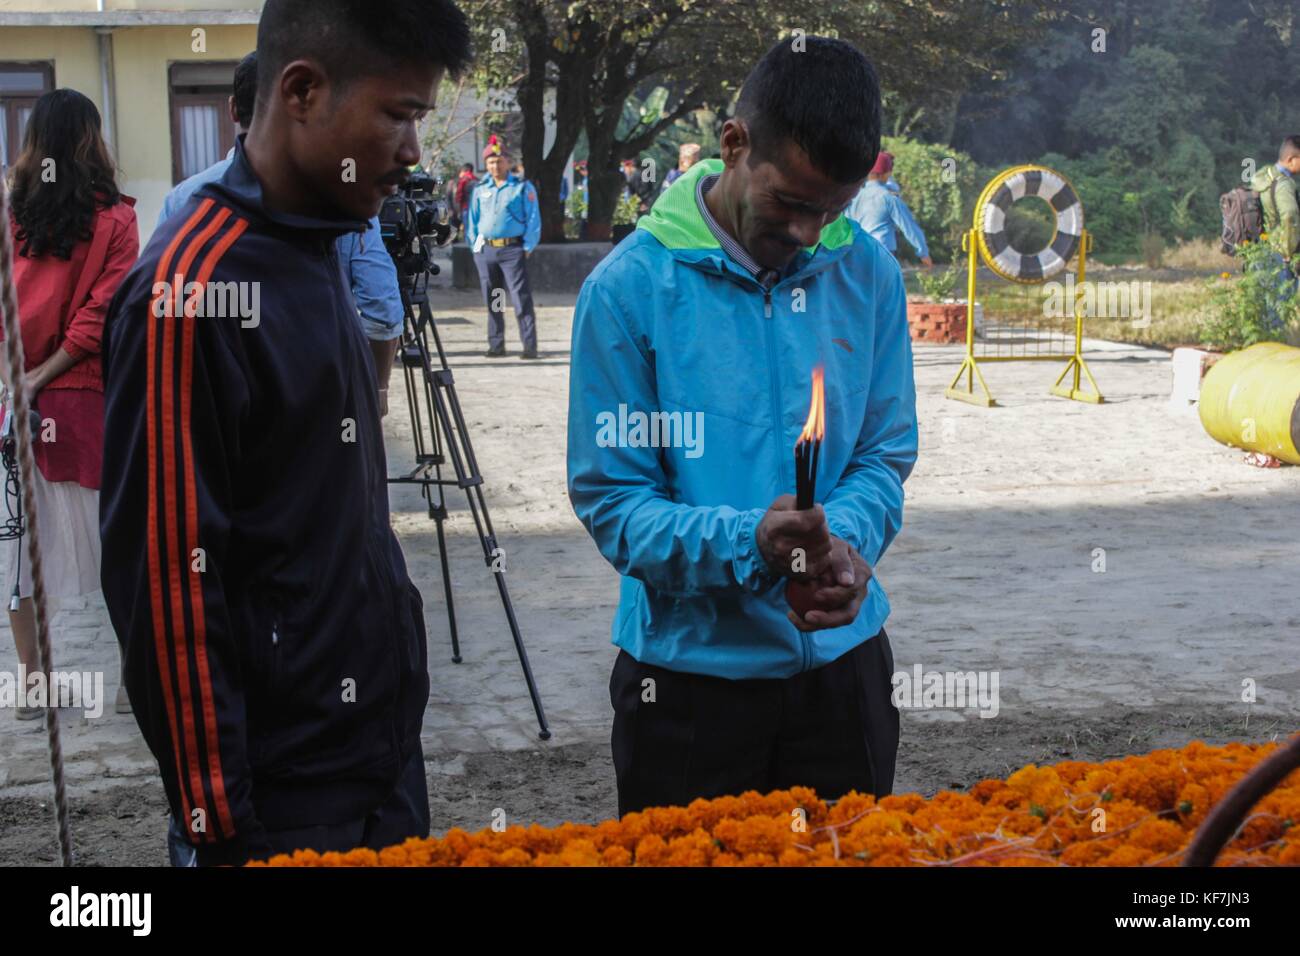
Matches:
[797,365,825,444]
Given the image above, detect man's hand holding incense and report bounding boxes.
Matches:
[756,495,833,580]
[785,537,872,632]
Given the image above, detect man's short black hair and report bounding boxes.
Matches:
[1280,135,1300,161]
[461,162,474,172]
[735,36,881,184]
[232,51,258,129]
[256,0,472,103]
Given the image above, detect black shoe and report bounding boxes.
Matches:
[521,349,540,360]
[484,347,506,358]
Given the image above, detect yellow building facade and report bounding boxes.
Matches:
[0,1,263,239]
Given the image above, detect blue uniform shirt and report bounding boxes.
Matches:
[465,173,541,252]
[846,180,929,258]
[160,156,402,341]
[159,155,234,225]
[335,218,403,341]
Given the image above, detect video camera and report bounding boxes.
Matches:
[379,170,456,280]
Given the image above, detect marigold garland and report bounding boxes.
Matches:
[250,740,1300,867]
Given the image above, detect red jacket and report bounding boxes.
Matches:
[454,171,476,213]
[3,196,139,393]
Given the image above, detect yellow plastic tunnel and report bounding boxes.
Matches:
[1198,342,1300,464]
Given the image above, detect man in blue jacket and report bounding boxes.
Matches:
[466,136,542,358]
[100,0,472,866]
[846,151,933,265]
[568,37,918,816]
[159,51,406,416]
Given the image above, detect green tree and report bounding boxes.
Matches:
[462,0,1050,242]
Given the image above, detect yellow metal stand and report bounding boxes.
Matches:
[946,166,1107,405]
[945,228,995,406]
[1048,231,1103,404]
[944,227,1104,407]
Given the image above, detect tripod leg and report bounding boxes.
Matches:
[484,522,551,740]
[433,505,462,664]
[407,281,551,739]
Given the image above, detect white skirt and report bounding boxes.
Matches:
[3,466,101,601]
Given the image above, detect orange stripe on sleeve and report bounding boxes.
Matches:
[181,215,249,841]
[161,206,234,840]
[145,199,215,839]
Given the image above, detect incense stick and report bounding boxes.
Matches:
[795,438,819,510]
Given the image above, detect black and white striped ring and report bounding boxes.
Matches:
[977,166,1083,283]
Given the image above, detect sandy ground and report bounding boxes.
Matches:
[2,265,1297,866]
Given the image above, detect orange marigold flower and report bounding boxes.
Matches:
[254,739,1297,868]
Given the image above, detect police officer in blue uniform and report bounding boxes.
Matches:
[466,135,542,358]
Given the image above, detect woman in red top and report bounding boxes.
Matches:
[2,88,138,719]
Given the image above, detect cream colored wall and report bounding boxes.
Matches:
[0,2,98,11]
[110,25,256,238]
[0,2,261,12]
[0,24,254,242]
[0,26,100,101]
[107,1,259,10]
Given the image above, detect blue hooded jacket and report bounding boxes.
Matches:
[566,158,918,679]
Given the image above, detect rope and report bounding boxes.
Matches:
[0,178,74,866]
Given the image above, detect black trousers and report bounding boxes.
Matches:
[609,630,900,817]
[175,744,430,866]
[474,242,537,351]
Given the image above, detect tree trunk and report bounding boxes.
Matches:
[586,167,623,242]
[584,112,622,241]
[533,67,588,243]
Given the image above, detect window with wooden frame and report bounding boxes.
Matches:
[0,62,54,169]
[168,61,239,185]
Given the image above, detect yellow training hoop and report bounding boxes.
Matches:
[974,164,1085,285]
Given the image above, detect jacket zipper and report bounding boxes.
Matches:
[761,283,811,673]
[268,613,281,697]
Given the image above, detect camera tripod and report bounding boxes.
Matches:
[387,265,550,740]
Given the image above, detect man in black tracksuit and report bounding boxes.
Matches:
[99,0,472,866]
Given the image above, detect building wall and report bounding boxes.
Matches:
[0,1,258,13]
[0,26,99,97]
[106,0,256,10]
[0,24,255,240]
[112,25,256,234]
[0,1,99,11]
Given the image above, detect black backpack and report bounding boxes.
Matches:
[1220,178,1279,255]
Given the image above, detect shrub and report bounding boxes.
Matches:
[1200,239,1300,350]
[1140,232,1166,269]
[611,191,641,226]
[916,260,963,302]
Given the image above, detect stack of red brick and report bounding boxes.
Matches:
[906,301,968,344]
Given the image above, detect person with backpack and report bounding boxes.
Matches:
[1250,136,1300,271]
[1222,136,1300,269]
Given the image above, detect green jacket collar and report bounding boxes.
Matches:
[637,158,855,256]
